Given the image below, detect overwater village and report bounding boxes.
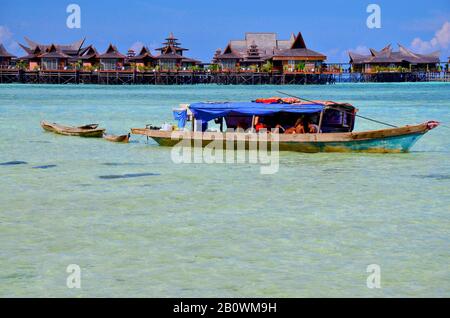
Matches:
[0,32,449,84]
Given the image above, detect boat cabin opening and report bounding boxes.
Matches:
[186,100,356,134]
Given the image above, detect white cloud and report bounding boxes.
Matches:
[7,42,20,53]
[0,25,13,43]
[346,45,370,55]
[411,21,450,53]
[322,46,370,63]
[0,25,21,56]
[400,12,450,32]
[129,41,144,53]
[129,41,160,54]
[337,45,370,62]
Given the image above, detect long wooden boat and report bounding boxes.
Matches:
[131,122,437,153]
[103,133,130,143]
[40,120,105,137]
[131,101,440,153]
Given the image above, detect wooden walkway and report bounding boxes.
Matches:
[0,69,449,85]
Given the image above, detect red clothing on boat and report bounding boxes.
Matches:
[255,123,267,132]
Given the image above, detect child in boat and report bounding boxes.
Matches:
[283,118,305,134]
[295,119,306,134]
[273,124,285,133]
[307,121,321,133]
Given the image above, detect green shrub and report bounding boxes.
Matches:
[261,61,273,72]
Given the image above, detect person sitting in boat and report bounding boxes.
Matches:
[307,121,321,133]
[273,124,285,133]
[282,118,306,134]
[294,119,306,134]
[254,116,268,132]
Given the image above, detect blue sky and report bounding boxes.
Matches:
[1,0,449,62]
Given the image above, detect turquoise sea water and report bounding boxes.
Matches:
[0,83,449,297]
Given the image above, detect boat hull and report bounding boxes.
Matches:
[131,122,437,153]
[278,132,424,153]
[41,121,105,138]
[103,134,130,143]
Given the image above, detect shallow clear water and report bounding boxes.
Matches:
[0,83,449,297]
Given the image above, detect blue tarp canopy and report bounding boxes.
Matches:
[189,102,324,122]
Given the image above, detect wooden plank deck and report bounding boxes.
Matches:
[0,70,448,85]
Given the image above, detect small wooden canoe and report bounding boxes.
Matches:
[78,124,99,129]
[103,133,130,143]
[41,120,105,137]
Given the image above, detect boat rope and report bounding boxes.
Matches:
[349,114,398,128]
[276,91,398,128]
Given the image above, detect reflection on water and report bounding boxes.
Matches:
[32,165,57,169]
[414,174,450,180]
[0,83,449,297]
[0,161,28,165]
[101,162,145,166]
[77,183,93,187]
[98,172,160,179]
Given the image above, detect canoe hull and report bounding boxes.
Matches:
[103,134,130,143]
[41,121,105,138]
[131,121,437,153]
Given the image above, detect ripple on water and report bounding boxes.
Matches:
[0,161,28,166]
[414,174,450,180]
[101,162,145,166]
[98,173,160,180]
[32,164,57,169]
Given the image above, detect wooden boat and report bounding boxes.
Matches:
[131,101,440,153]
[132,122,437,153]
[40,120,105,137]
[103,133,130,143]
[78,124,99,129]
